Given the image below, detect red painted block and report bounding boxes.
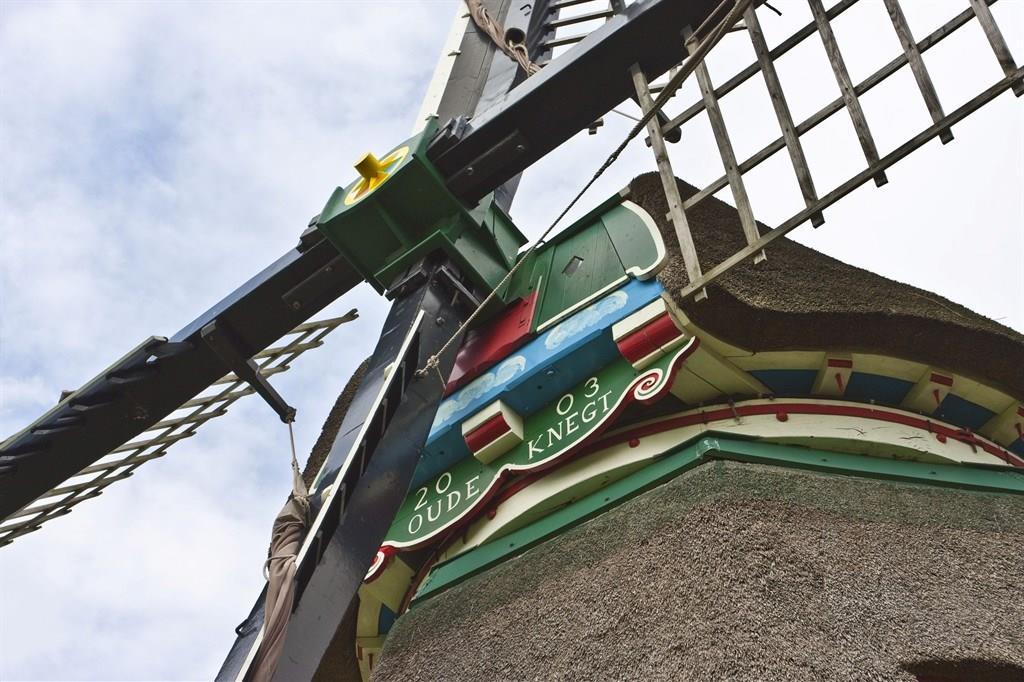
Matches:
[464,412,512,453]
[445,291,539,395]
[616,313,684,364]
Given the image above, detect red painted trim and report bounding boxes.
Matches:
[585,402,1024,468]
[616,313,685,363]
[1017,406,1024,418]
[387,396,1022,613]
[464,412,511,452]
[640,313,685,348]
[445,291,539,395]
[827,358,853,369]
[616,332,655,364]
[364,545,397,584]
[379,338,700,554]
[930,373,954,387]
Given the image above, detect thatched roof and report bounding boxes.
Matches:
[307,176,1024,486]
[302,176,1024,679]
[629,173,1024,399]
[372,461,1024,681]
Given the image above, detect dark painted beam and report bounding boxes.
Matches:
[429,0,722,203]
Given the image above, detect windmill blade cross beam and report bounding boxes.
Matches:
[1,0,732,536]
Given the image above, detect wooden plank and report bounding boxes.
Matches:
[538,228,625,324]
[662,0,863,138]
[808,0,887,187]
[744,6,824,227]
[969,0,1024,97]
[630,64,707,301]
[679,67,1023,300]
[663,0,1003,138]
[882,0,953,144]
[685,30,765,264]
[682,2,986,213]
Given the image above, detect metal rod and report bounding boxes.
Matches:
[541,32,589,49]
[548,9,613,29]
[549,0,601,10]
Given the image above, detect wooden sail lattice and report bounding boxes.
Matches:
[544,0,1022,299]
[0,314,355,547]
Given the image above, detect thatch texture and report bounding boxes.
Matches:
[373,461,1024,681]
[302,358,370,487]
[628,173,1024,399]
[302,177,1024,680]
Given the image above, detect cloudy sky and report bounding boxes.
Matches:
[1,1,1020,680]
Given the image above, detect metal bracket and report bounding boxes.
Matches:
[200,320,296,423]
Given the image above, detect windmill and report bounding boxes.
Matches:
[3,0,1022,680]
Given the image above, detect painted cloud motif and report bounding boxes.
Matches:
[430,289,631,433]
[544,290,628,351]
[431,354,528,430]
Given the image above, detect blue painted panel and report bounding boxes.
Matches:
[935,393,996,431]
[749,369,817,396]
[1010,440,1024,457]
[413,278,664,487]
[844,372,913,406]
[378,604,396,634]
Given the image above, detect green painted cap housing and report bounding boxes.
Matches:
[316,122,527,294]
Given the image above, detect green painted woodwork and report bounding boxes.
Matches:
[411,436,1024,605]
[533,201,662,329]
[537,226,625,326]
[603,204,661,274]
[491,195,663,331]
[316,122,526,294]
[382,344,690,549]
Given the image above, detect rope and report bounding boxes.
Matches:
[263,420,310,581]
[287,420,302,482]
[417,0,752,380]
[465,0,542,76]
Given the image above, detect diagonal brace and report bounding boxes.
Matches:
[201,320,296,423]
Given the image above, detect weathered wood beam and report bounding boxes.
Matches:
[662,0,863,137]
[882,0,953,143]
[682,1,989,213]
[630,63,707,301]
[808,0,887,187]
[969,0,1024,97]
[684,29,765,264]
[744,5,824,226]
[678,67,1023,300]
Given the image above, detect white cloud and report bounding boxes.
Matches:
[1,1,448,679]
[1,1,1021,680]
